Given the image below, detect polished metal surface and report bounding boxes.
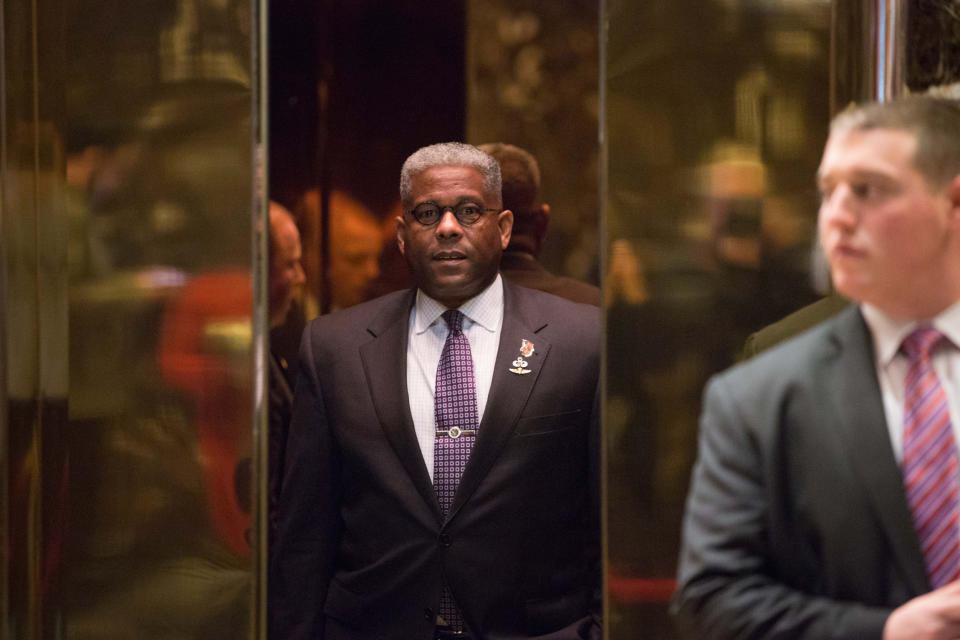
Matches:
[466,0,600,283]
[603,1,832,636]
[602,0,955,636]
[829,0,907,111]
[2,0,264,637]
[876,0,907,101]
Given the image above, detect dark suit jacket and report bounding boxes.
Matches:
[674,305,929,640]
[500,251,602,307]
[233,351,293,527]
[739,294,850,360]
[268,350,294,534]
[271,280,601,640]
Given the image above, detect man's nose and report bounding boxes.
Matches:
[435,209,463,238]
[294,262,306,284]
[820,186,857,230]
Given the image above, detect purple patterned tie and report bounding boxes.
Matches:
[434,309,478,630]
[902,327,960,588]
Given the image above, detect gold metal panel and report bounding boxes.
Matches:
[2,0,265,637]
[466,0,600,282]
[604,1,832,636]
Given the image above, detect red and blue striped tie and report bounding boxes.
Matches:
[902,327,960,588]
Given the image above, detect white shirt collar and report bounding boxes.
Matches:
[862,299,960,366]
[412,274,503,335]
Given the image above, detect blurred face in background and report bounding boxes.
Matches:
[328,191,383,309]
[269,202,306,328]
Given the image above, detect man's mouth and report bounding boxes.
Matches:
[433,251,466,262]
[830,243,865,259]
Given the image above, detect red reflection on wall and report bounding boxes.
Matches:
[158,270,252,556]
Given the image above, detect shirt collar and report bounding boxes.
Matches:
[862,299,960,366]
[413,274,504,335]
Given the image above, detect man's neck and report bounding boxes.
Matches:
[505,235,539,257]
[416,274,502,310]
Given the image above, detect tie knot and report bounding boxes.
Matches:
[902,326,948,361]
[442,309,464,333]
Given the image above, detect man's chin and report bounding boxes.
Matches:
[830,273,867,304]
[421,278,480,307]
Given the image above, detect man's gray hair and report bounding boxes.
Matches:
[399,142,502,209]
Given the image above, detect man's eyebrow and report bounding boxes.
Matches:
[817,167,895,184]
[416,196,484,206]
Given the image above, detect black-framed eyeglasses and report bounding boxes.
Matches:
[407,201,500,226]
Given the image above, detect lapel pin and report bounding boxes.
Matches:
[520,339,534,357]
[509,339,534,375]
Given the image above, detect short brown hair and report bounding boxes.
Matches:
[831,96,960,188]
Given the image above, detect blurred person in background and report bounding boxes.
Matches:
[294,188,384,315]
[262,201,306,532]
[328,190,383,310]
[478,142,601,306]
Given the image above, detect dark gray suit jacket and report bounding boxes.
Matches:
[674,305,930,640]
[740,294,850,361]
[271,280,601,640]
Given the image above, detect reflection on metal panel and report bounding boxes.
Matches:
[875,0,906,101]
[829,0,906,110]
[603,0,960,636]
[2,0,262,638]
[604,1,832,636]
[466,0,600,286]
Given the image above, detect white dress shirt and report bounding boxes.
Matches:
[862,300,960,463]
[406,275,504,482]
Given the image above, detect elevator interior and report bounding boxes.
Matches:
[3,0,959,638]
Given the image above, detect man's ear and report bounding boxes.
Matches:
[395,215,407,256]
[498,209,514,250]
[945,175,960,228]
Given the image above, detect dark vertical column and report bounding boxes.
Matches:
[2,0,46,634]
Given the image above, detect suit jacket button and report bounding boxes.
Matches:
[424,607,434,621]
[439,533,451,547]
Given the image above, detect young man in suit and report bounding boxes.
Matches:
[271,142,600,639]
[674,96,960,639]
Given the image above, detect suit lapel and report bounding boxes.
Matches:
[447,281,550,521]
[829,306,930,595]
[359,290,442,521]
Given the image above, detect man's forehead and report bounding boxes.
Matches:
[825,126,916,153]
[412,163,482,183]
[818,127,917,176]
[410,165,496,201]
[274,215,301,245]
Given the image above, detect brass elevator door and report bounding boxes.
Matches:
[1,0,266,637]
